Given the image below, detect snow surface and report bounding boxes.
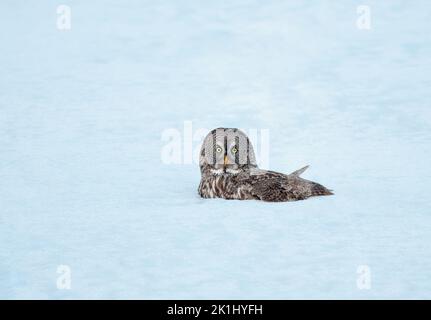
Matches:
[1,0,431,299]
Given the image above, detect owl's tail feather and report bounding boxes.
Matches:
[311,182,334,196]
[289,165,309,177]
[289,165,334,197]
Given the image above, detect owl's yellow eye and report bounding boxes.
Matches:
[216,147,222,153]
[231,147,238,154]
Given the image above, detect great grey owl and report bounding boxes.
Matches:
[198,128,333,202]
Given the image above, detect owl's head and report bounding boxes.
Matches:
[199,128,257,175]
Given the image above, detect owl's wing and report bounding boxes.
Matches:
[248,169,333,202]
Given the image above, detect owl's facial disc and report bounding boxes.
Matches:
[210,142,241,174]
[200,128,257,175]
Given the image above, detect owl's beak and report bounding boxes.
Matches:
[224,155,228,165]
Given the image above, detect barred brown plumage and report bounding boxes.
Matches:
[198,128,333,202]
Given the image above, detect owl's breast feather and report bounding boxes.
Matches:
[198,174,254,200]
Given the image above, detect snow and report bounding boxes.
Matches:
[1,0,431,299]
